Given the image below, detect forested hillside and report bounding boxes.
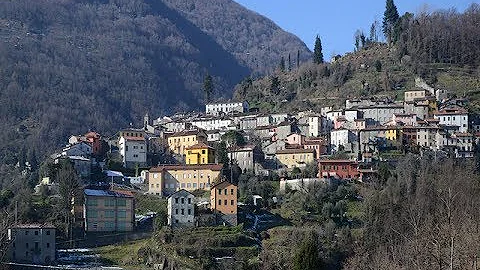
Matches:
[234,3,480,113]
[0,0,310,188]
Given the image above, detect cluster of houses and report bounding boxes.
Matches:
[10,85,480,266]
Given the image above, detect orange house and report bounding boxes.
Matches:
[210,180,237,215]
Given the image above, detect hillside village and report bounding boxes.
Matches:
[4,74,480,268]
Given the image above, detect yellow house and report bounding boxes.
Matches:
[275,148,315,169]
[186,142,216,165]
[385,128,402,141]
[148,164,223,196]
[167,129,207,155]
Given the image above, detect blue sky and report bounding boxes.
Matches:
[233,0,477,59]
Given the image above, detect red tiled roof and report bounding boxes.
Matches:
[319,159,357,164]
[150,164,224,172]
[276,148,315,154]
[185,142,213,150]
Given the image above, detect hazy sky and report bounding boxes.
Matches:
[233,0,477,60]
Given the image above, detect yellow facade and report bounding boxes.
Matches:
[186,143,216,165]
[167,130,206,155]
[386,129,398,141]
[148,164,223,196]
[275,149,315,169]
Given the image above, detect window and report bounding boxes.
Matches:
[35,242,39,249]
[105,199,115,207]
[187,183,191,188]
[46,230,50,235]
[188,209,191,215]
[175,198,179,204]
[118,210,127,219]
[181,183,186,188]
[188,198,191,204]
[26,243,29,248]
[46,243,50,248]
[231,189,234,195]
[117,199,127,207]
[34,231,38,235]
[218,199,222,205]
[202,150,205,154]
[105,210,115,218]
[175,209,179,214]
[181,198,185,204]
[181,209,185,215]
[87,199,98,206]
[231,200,234,205]
[219,189,222,195]
[224,200,227,205]
[88,210,98,218]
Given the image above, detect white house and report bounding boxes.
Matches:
[330,128,356,152]
[62,142,92,157]
[206,101,249,116]
[307,114,322,137]
[190,116,233,131]
[434,108,469,133]
[118,130,147,168]
[167,189,195,228]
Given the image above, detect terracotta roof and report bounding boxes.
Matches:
[319,159,357,164]
[434,108,468,115]
[454,132,473,137]
[303,140,326,145]
[211,179,236,189]
[276,148,315,154]
[185,142,213,150]
[150,164,224,172]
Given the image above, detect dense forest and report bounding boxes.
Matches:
[234,3,480,113]
[0,0,310,189]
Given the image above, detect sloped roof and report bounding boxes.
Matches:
[150,164,224,172]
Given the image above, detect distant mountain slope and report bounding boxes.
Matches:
[162,0,312,76]
[0,0,310,185]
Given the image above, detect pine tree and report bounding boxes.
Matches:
[203,73,213,103]
[382,0,400,44]
[313,35,324,64]
[279,56,285,72]
[293,233,323,270]
[288,53,291,71]
[297,50,300,68]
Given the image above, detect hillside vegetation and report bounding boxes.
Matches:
[234,4,480,112]
[0,0,310,189]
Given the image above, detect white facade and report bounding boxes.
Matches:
[325,110,343,131]
[167,190,195,228]
[358,105,404,125]
[308,115,322,137]
[206,101,248,116]
[62,142,92,157]
[190,117,233,131]
[118,137,147,168]
[434,111,468,133]
[330,129,355,152]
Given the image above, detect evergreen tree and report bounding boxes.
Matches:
[297,50,300,68]
[279,56,285,72]
[288,53,291,71]
[382,0,400,44]
[203,73,213,103]
[313,35,324,64]
[293,232,322,270]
